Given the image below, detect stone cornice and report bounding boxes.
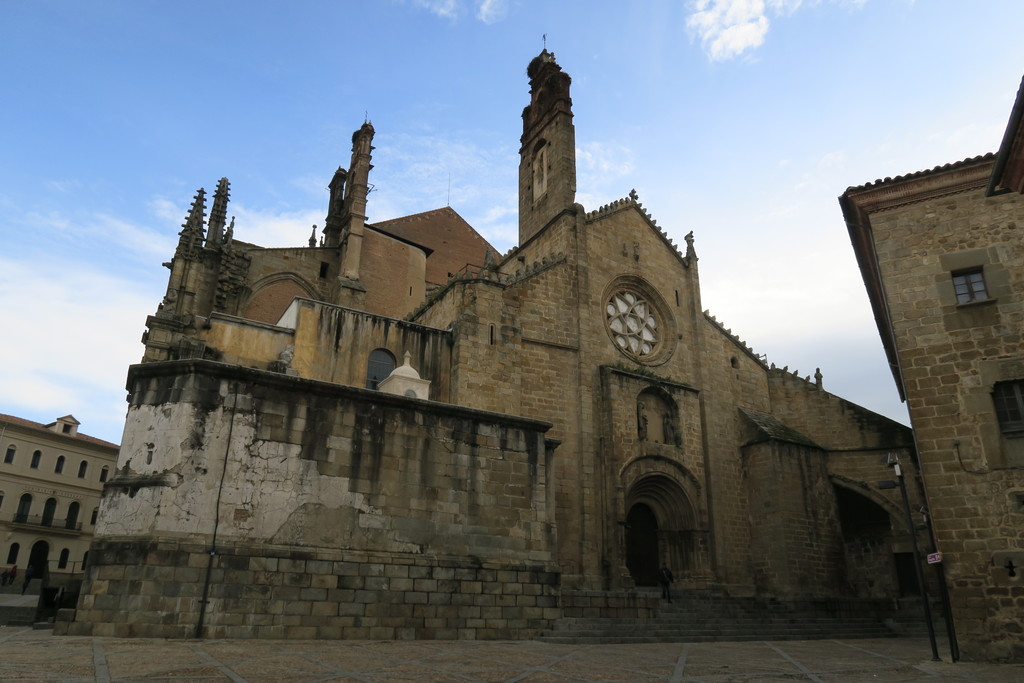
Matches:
[842,155,994,214]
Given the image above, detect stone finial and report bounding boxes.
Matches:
[309,225,318,248]
[628,189,639,202]
[815,368,823,389]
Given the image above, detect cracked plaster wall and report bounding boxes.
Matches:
[98,361,554,565]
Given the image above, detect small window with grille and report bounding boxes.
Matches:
[952,268,989,304]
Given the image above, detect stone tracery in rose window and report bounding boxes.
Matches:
[606,290,658,358]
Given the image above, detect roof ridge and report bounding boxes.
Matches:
[844,153,995,193]
[0,413,120,448]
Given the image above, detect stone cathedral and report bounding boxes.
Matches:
[63,52,919,639]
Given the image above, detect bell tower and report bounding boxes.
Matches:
[519,50,577,245]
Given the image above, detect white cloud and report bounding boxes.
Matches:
[686,0,861,62]
[0,256,161,443]
[575,142,637,210]
[409,0,508,23]
[476,0,507,24]
[687,0,771,62]
[413,0,459,20]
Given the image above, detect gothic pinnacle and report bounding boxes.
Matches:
[207,177,230,245]
[178,188,207,254]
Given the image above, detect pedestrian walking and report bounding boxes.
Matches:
[21,565,34,594]
[659,564,674,603]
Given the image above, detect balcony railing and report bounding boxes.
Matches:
[11,513,83,531]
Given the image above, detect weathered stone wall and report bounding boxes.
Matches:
[696,323,773,594]
[238,247,332,323]
[69,359,558,638]
[743,441,845,597]
[847,170,1024,661]
[64,539,559,639]
[766,370,912,451]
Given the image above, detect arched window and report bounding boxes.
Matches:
[30,450,41,469]
[532,140,548,200]
[77,460,88,478]
[54,455,65,474]
[58,548,70,569]
[3,446,14,464]
[99,466,109,483]
[42,498,57,526]
[6,543,18,564]
[366,348,396,390]
[15,494,32,523]
[66,502,80,530]
[90,507,98,526]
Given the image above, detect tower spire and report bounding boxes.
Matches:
[207,177,230,246]
[518,50,576,245]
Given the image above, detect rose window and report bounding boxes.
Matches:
[606,291,658,357]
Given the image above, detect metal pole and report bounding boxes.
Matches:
[920,504,960,662]
[895,462,940,661]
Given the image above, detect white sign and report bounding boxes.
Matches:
[927,552,942,564]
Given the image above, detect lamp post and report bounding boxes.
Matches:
[880,452,940,662]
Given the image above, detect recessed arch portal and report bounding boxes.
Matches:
[624,473,698,586]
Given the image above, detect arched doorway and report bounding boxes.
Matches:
[624,473,698,587]
[626,503,660,585]
[27,540,49,582]
[833,483,901,598]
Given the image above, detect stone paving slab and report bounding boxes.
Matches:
[0,629,1018,682]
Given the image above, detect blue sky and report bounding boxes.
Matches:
[2,0,1023,444]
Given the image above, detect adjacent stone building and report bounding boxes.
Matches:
[0,414,118,582]
[841,75,1024,662]
[64,51,920,640]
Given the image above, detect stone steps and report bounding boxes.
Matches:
[0,605,36,627]
[538,590,899,644]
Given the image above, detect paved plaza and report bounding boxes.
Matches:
[0,628,1019,682]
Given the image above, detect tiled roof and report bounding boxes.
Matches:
[372,207,500,286]
[739,408,821,449]
[0,413,119,449]
[843,154,995,193]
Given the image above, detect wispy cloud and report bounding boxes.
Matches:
[0,255,161,443]
[413,0,459,20]
[686,0,850,62]
[476,0,508,24]
[410,0,507,23]
[371,130,518,249]
[229,205,325,249]
[575,141,637,209]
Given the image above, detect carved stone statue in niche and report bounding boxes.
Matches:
[637,401,648,441]
[663,411,675,445]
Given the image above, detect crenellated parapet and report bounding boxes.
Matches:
[703,311,768,368]
[767,363,825,391]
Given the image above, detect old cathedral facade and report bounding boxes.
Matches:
[63,52,918,639]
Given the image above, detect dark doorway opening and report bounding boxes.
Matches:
[894,552,920,596]
[27,540,49,583]
[626,503,659,586]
